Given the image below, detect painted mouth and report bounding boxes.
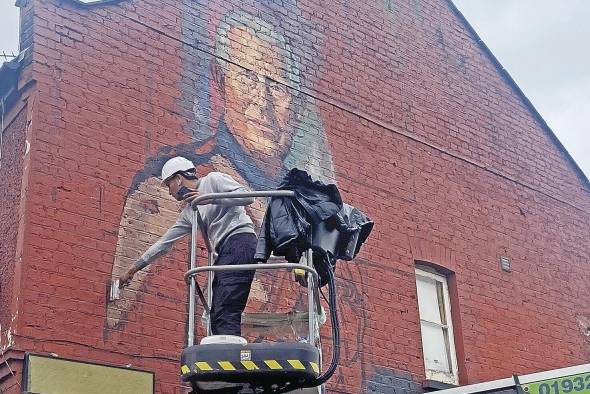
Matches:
[246,120,279,136]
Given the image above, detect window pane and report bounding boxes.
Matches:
[416,276,442,324]
[420,322,451,373]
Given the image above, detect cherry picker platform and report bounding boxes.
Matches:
[180,190,340,394]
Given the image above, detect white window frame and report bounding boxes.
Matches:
[415,266,459,385]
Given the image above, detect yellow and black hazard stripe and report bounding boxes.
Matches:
[181,359,319,375]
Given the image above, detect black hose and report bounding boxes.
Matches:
[306,263,340,386]
[319,286,330,305]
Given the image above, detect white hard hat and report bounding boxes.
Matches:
[161,156,195,185]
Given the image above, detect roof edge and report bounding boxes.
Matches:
[447,0,590,190]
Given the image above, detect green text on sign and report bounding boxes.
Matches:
[523,373,590,394]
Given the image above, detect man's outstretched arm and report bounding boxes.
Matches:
[119,212,192,286]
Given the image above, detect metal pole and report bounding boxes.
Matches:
[190,190,295,209]
[188,210,198,346]
[207,252,213,336]
[185,263,320,287]
[306,247,316,348]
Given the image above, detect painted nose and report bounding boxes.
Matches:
[245,74,269,121]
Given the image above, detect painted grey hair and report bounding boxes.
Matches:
[214,10,302,89]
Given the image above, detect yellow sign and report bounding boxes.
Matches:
[25,354,154,394]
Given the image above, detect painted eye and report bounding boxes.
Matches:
[269,83,288,95]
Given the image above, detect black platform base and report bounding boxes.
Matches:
[181,342,320,393]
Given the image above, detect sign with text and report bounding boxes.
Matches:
[24,354,154,394]
[523,372,590,394]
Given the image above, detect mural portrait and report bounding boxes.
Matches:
[102,2,378,391]
[105,1,335,331]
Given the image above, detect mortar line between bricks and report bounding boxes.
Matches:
[12,334,179,362]
[116,15,589,215]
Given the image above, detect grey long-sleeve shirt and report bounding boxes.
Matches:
[134,172,256,269]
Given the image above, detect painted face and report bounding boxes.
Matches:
[222,26,295,169]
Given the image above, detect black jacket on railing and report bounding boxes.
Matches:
[254,169,374,285]
[254,168,343,264]
[313,203,374,261]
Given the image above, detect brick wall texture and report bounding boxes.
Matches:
[1,0,589,393]
[0,107,27,343]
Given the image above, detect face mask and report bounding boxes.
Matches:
[176,186,193,201]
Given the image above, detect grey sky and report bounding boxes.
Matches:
[0,1,588,179]
[453,0,590,180]
[0,1,19,56]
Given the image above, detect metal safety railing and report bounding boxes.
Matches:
[184,190,323,349]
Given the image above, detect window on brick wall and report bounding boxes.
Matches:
[415,266,459,385]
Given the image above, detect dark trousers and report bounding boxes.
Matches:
[210,233,256,336]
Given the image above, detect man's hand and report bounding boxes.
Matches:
[183,190,200,201]
[184,191,214,205]
[119,266,138,288]
[294,269,308,287]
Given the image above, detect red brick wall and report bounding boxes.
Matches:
[4,0,589,392]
